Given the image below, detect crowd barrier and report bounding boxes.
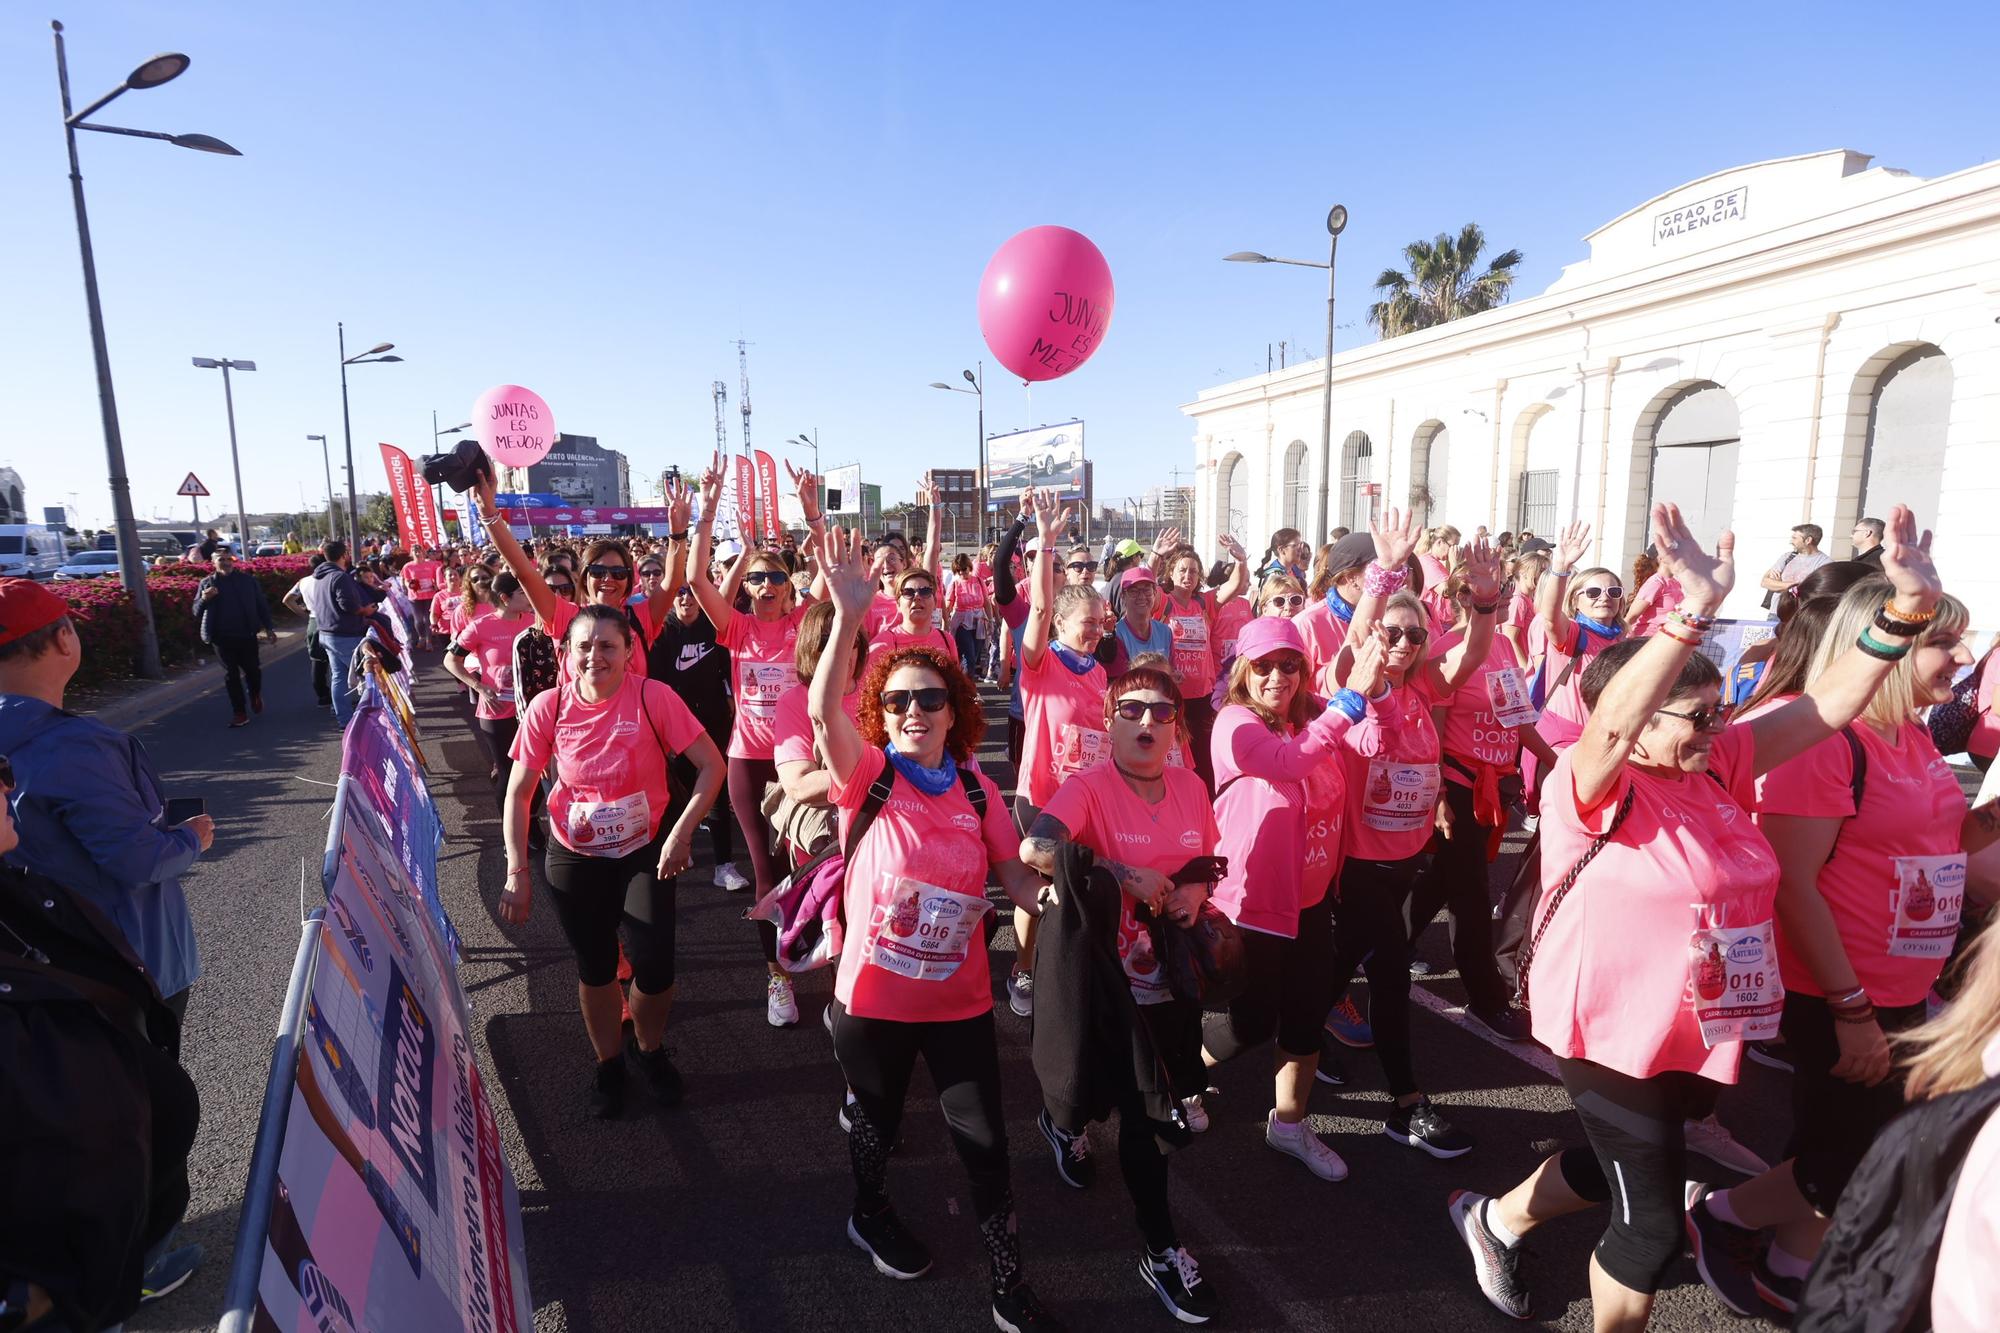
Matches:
[218,591,532,1333]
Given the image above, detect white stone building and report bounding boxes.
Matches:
[1183,150,2000,621]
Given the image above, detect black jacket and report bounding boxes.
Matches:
[195,568,274,642]
[1030,842,1189,1143]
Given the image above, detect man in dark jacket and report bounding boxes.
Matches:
[196,548,276,726]
[303,539,385,725]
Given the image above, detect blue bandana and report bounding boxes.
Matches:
[1050,641,1100,675]
[1325,586,1356,624]
[1574,615,1623,642]
[885,745,957,796]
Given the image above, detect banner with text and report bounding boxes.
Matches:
[734,454,759,545]
[378,444,442,549]
[754,450,781,537]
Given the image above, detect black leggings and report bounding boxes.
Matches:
[1181,693,1217,790]
[1782,992,1927,1212]
[543,828,677,992]
[728,755,782,962]
[1207,894,1337,1060]
[674,752,735,866]
[474,716,518,807]
[1329,855,1423,1097]
[831,1001,1023,1294]
[1406,780,1508,1012]
[1552,1056,1721,1293]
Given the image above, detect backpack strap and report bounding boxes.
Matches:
[956,764,988,823]
[1515,784,1636,1008]
[842,767,899,863]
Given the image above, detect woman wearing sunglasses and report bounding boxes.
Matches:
[1019,665,1223,1324]
[1529,519,1627,766]
[1321,511,1504,1162]
[1152,537,1248,788]
[810,527,1061,1332]
[470,471,651,669]
[867,568,956,663]
[1014,487,1110,1020]
[443,572,536,801]
[1200,620,1388,1183]
[500,605,725,1118]
[1683,573,1995,1318]
[1446,504,1945,1329]
[1210,573,1305,706]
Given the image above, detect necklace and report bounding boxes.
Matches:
[1113,762,1167,812]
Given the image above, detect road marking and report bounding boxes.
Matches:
[1407,984,1561,1082]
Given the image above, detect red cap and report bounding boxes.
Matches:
[0,578,71,647]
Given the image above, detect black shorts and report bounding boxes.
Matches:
[542,827,677,992]
[1782,990,1928,1211]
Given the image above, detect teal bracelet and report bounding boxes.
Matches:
[1856,627,1909,660]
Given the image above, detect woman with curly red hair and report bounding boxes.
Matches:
[810,526,1060,1332]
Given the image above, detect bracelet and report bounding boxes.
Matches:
[1828,985,1869,1007]
[1330,688,1369,723]
[1667,609,1716,632]
[667,530,688,542]
[1870,607,1923,638]
[1832,1005,1878,1026]
[1472,601,1499,615]
[1362,561,1409,598]
[1879,600,1936,625]
[506,865,530,878]
[1659,625,1704,648]
[1856,628,1910,661]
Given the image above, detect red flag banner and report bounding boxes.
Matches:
[410,469,444,547]
[377,443,437,549]
[754,450,781,538]
[734,454,759,544]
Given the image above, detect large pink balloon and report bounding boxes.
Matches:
[475,384,556,468]
[977,226,1115,383]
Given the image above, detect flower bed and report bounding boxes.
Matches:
[57,555,316,687]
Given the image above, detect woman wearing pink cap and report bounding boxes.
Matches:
[1108,565,1174,674]
[1200,616,1389,1182]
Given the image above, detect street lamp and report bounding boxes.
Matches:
[929,362,985,540]
[433,413,471,542]
[1225,203,1348,543]
[53,21,241,678]
[190,357,255,555]
[338,324,401,542]
[307,434,335,541]
[787,431,823,525]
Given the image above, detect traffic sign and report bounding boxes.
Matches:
[177,472,211,497]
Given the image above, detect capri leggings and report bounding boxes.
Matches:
[1551,1056,1722,1293]
[474,716,518,806]
[543,827,678,993]
[1328,854,1425,1097]
[1206,894,1336,1060]
[728,755,783,962]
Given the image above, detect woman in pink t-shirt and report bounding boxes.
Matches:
[772,601,867,864]
[1498,551,1547,665]
[1321,514,1503,1160]
[1529,520,1626,752]
[1686,580,1997,1315]
[808,527,1053,1327]
[1446,503,1945,1329]
[1153,539,1249,787]
[1019,664,1225,1323]
[1204,577,1265,711]
[866,567,955,664]
[502,605,725,1119]
[443,572,535,801]
[1624,569,1684,639]
[1201,619,1386,1184]
[946,551,989,677]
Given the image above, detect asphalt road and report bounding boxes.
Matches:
[125,645,1789,1333]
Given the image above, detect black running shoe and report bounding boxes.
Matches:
[1141,1245,1220,1324]
[1685,1184,1767,1317]
[1745,1038,1794,1074]
[1753,1252,1802,1315]
[1038,1108,1094,1189]
[1448,1190,1530,1320]
[1385,1096,1474,1158]
[992,1280,1066,1331]
[1314,1035,1349,1085]
[846,1205,932,1280]
[1467,1003,1534,1044]
[625,1035,685,1107]
[589,1056,626,1119]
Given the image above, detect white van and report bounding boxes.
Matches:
[0,525,70,581]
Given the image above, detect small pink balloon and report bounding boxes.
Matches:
[977,225,1115,383]
[475,384,556,467]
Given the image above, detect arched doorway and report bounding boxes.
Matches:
[1337,431,1373,530]
[1410,420,1449,526]
[1281,440,1309,531]
[1859,346,1950,531]
[1642,382,1740,551]
[1215,451,1248,544]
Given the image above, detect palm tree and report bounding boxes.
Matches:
[1368,224,1523,339]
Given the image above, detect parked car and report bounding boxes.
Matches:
[56,550,122,580]
[94,532,116,551]
[0,526,69,581]
[253,542,284,557]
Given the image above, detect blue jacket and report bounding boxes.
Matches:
[195,568,273,642]
[0,695,203,997]
[308,560,383,636]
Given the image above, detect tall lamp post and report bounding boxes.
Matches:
[788,430,822,521]
[928,362,985,539]
[433,412,471,541]
[53,21,240,678]
[306,434,336,542]
[337,324,401,542]
[1226,204,1348,542]
[191,358,254,553]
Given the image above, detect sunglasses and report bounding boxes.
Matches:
[1380,625,1429,647]
[1656,703,1732,732]
[1113,699,1180,723]
[881,686,951,715]
[1249,657,1302,677]
[639,567,665,579]
[744,570,789,587]
[900,585,936,601]
[587,563,632,582]
[1578,585,1624,600]
[549,581,577,596]
[1066,560,1099,573]
[1265,593,1305,610]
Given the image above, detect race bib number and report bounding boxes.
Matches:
[1170,613,1211,681]
[1054,722,1111,778]
[490,662,515,704]
[1361,760,1441,833]
[1484,666,1540,728]
[563,790,651,859]
[863,875,989,982]
[1687,919,1784,1047]
[1888,854,1967,959]
[738,661,798,718]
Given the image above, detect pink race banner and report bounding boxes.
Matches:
[734,455,759,544]
[754,450,781,537]
[491,505,674,525]
[377,444,440,549]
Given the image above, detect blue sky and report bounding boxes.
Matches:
[4,1,1995,531]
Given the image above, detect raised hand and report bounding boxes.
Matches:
[916,479,940,509]
[821,526,877,617]
[1344,630,1389,699]
[1046,505,1075,546]
[1460,537,1503,602]
[1370,507,1423,569]
[785,460,822,524]
[1554,519,1593,574]
[665,476,694,531]
[1151,525,1183,557]
[1028,486,1060,533]
[1219,533,1247,564]
[698,453,725,519]
[1877,504,1942,617]
[1649,502,1733,614]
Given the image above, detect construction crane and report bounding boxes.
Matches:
[711,380,729,463]
[737,339,754,459]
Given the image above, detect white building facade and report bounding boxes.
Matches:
[1184,150,2000,622]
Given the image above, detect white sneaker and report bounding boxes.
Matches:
[1683,1113,1771,1175]
[766,974,799,1027]
[1007,970,1034,1017]
[1182,1095,1210,1134]
[714,863,751,892]
[1264,1111,1347,1181]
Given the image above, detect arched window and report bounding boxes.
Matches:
[1281,440,1309,530]
[1644,382,1740,550]
[1860,346,1950,530]
[1216,451,1248,543]
[1338,431,1373,530]
[1410,421,1448,526]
